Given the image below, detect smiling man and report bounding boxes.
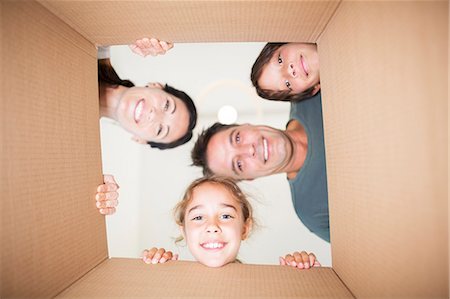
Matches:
[191,92,329,242]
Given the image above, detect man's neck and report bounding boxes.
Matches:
[285,119,308,179]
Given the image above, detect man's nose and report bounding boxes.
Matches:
[238,143,255,158]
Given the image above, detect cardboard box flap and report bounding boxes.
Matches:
[318,2,448,298]
[39,0,340,45]
[1,1,106,298]
[57,258,354,298]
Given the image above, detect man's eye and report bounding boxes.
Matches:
[221,214,234,220]
[157,124,163,136]
[278,54,282,64]
[285,80,292,90]
[237,160,243,172]
[235,132,240,143]
[164,100,170,111]
[192,215,203,221]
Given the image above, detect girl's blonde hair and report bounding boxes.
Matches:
[174,176,254,241]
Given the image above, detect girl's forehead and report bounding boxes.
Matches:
[188,182,239,206]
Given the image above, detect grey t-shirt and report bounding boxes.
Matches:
[288,92,330,242]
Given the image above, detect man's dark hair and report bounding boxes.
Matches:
[191,122,237,176]
[98,59,197,150]
[250,42,316,102]
[147,84,197,150]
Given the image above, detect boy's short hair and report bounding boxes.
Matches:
[250,42,316,102]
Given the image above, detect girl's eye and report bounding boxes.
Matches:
[235,132,240,144]
[192,215,203,221]
[164,100,170,111]
[157,124,163,136]
[278,54,283,64]
[221,214,234,220]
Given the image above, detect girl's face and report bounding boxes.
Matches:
[181,182,251,268]
[258,43,320,96]
[116,84,189,144]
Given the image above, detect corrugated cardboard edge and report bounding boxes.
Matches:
[2,1,107,297]
[39,0,340,44]
[318,1,448,297]
[57,258,354,298]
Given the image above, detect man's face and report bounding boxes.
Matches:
[258,43,320,96]
[206,124,294,180]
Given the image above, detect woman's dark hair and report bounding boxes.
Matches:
[98,59,197,150]
[250,42,316,102]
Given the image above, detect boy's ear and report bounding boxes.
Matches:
[241,218,253,240]
[311,83,321,96]
[131,135,148,144]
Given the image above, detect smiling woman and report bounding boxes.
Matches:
[98,54,197,149]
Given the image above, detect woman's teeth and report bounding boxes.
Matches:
[134,99,144,123]
[263,138,268,162]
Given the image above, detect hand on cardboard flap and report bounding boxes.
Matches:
[279,251,321,269]
[129,38,174,57]
[95,174,119,215]
[142,247,179,264]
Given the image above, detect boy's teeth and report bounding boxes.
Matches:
[263,138,268,162]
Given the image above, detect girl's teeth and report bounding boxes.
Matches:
[134,99,144,123]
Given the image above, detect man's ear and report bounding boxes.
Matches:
[145,82,164,89]
[131,135,148,144]
[241,218,253,240]
[311,83,321,96]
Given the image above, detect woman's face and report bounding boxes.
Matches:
[182,183,251,268]
[258,43,320,96]
[116,84,189,144]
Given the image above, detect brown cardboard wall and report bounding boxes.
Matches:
[1,1,106,298]
[318,2,448,298]
[39,0,340,44]
[57,259,354,298]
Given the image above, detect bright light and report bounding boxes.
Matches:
[217,105,238,124]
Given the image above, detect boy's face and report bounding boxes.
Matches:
[258,43,320,97]
[181,182,250,267]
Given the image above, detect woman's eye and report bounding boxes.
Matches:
[235,132,240,143]
[278,54,282,64]
[157,124,163,136]
[164,100,170,111]
[285,80,292,90]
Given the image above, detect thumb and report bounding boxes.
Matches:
[279,257,286,265]
[103,174,118,187]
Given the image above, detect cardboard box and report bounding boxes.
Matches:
[2,1,448,298]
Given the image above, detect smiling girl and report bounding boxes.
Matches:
[142,176,321,269]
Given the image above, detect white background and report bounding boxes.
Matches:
[101,43,331,266]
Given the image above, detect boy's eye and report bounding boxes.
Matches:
[285,80,292,91]
[278,53,282,64]
[164,100,170,111]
